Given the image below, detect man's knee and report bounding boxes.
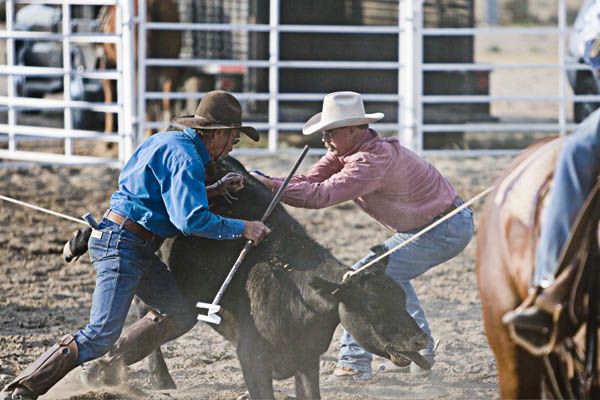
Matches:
[567,124,600,156]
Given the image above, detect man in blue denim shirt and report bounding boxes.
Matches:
[0,91,270,400]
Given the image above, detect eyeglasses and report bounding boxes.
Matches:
[230,131,241,145]
[322,130,338,139]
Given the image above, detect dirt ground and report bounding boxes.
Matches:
[0,9,572,399]
[0,153,512,400]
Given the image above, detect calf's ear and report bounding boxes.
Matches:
[309,277,341,298]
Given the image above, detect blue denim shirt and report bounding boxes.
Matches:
[109,128,245,239]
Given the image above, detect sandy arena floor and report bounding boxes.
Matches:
[0,10,571,398]
[0,153,512,399]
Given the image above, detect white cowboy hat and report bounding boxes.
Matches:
[302,91,384,135]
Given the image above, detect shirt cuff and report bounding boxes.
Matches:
[271,178,283,193]
[215,218,246,240]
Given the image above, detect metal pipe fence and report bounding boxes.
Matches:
[0,0,134,166]
[135,0,589,158]
[1,0,598,165]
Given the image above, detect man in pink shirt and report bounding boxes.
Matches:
[251,91,473,380]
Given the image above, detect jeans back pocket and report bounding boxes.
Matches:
[88,230,115,263]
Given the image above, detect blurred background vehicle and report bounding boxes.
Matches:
[13,3,104,131]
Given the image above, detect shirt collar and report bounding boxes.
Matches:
[338,128,378,157]
[181,127,212,165]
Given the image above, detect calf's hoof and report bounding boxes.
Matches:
[80,359,125,387]
[0,386,37,400]
[148,372,176,390]
[409,351,434,376]
[63,227,91,263]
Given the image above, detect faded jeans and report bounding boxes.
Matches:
[74,217,197,364]
[533,109,600,287]
[338,207,474,373]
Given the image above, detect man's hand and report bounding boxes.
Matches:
[243,221,271,246]
[249,170,274,190]
[218,172,244,194]
[207,172,245,199]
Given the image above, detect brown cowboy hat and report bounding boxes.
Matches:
[171,90,259,142]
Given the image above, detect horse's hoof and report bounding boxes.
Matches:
[274,391,295,400]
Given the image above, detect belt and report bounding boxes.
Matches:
[103,210,161,242]
[437,196,465,220]
[405,196,468,234]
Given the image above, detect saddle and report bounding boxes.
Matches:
[507,177,600,357]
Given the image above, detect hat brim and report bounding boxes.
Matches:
[172,116,260,142]
[302,112,384,135]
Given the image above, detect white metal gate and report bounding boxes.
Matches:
[136,0,413,156]
[1,0,594,165]
[0,0,136,166]
[135,0,588,158]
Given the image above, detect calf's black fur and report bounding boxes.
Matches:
[67,156,427,399]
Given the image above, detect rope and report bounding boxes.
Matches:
[0,183,495,273]
[0,194,88,226]
[343,186,494,281]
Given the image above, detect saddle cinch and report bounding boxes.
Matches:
[507,178,600,357]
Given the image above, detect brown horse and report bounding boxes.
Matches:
[477,136,600,398]
[98,0,181,136]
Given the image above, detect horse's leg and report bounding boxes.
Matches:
[104,79,114,132]
[492,327,544,398]
[161,75,173,125]
[100,52,114,137]
[133,297,177,390]
[480,277,544,398]
[143,69,157,139]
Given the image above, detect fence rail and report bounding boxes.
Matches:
[135,0,581,156]
[0,0,594,165]
[0,0,135,166]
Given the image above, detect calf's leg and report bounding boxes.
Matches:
[237,302,275,400]
[135,298,177,390]
[294,357,321,400]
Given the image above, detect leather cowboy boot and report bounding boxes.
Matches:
[0,334,78,400]
[80,310,177,387]
[502,260,585,355]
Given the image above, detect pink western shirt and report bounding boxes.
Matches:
[271,129,458,233]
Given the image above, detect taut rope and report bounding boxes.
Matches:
[0,194,87,226]
[343,186,494,281]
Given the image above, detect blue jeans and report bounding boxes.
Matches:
[533,109,600,287]
[73,217,197,364]
[338,207,474,373]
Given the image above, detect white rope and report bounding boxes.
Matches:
[0,184,495,272]
[0,194,88,226]
[343,186,495,281]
